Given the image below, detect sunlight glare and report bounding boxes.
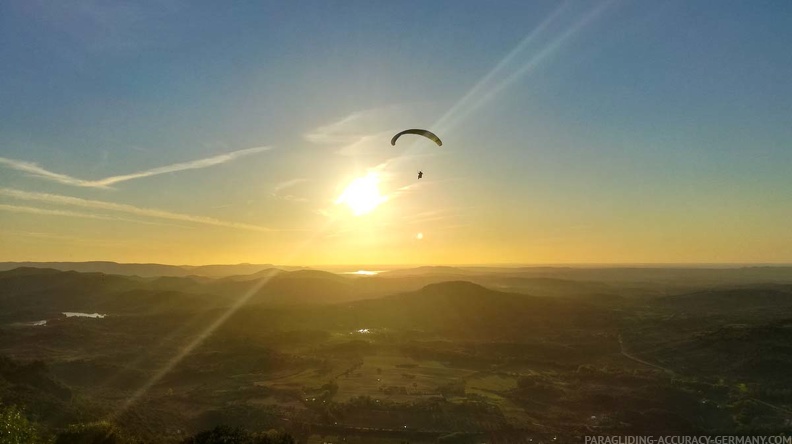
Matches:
[335,173,387,216]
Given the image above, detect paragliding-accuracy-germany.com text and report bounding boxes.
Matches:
[585,436,792,444]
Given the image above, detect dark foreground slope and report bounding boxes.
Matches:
[2,267,792,441]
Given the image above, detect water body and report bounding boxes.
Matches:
[11,312,107,327]
[341,270,383,276]
[63,312,106,318]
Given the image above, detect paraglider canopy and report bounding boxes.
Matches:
[390,129,442,147]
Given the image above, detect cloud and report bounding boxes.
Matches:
[304,112,367,145]
[0,146,272,189]
[306,125,392,157]
[0,203,118,221]
[273,178,308,193]
[0,203,192,229]
[334,132,395,157]
[92,146,272,187]
[0,188,291,232]
[0,157,91,187]
[0,229,143,248]
[304,106,412,156]
[403,208,459,224]
[272,178,310,203]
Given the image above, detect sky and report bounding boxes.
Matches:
[1,1,791,266]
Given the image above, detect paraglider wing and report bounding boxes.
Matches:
[390,129,442,147]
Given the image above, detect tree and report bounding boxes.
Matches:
[183,425,295,444]
[55,421,119,444]
[0,404,41,444]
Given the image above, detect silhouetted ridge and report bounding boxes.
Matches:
[244,269,356,305]
[220,268,284,282]
[276,269,346,281]
[657,288,792,311]
[341,280,610,338]
[379,266,474,277]
[0,261,294,277]
[386,281,522,311]
[418,280,494,296]
[0,267,63,277]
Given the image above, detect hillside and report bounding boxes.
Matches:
[0,261,297,278]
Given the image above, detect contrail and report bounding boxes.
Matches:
[92,146,272,187]
[0,146,271,189]
[0,157,90,187]
[0,187,293,232]
[0,203,118,221]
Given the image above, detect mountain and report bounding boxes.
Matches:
[0,355,74,427]
[380,265,792,283]
[181,263,288,277]
[247,269,360,305]
[217,268,284,282]
[377,266,481,277]
[476,276,620,300]
[0,268,141,318]
[641,318,792,385]
[655,287,792,313]
[0,268,221,320]
[0,261,192,277]
[0,261,301,277]
[0,268,375,322]
[342,281,611,338]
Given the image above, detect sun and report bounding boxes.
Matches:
[335,173,387,216]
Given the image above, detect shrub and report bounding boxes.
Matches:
[0,404,41,444]
[55,421,118,444]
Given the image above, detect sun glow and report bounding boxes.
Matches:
[335,173,387,216]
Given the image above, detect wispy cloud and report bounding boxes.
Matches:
[0,157,91,187]
[306,110,447,190]
[0,229,143,248]
[0,146,271,189]
[403,208,459,225]
[0,188,292,232]
[0,203,191,229]
[304,112,366,145]
[304,106,412,156]
[307,126,393,157]
[274,178,308,193]
[92,146,272,187]
[272,178,310,203]
[0,203,118,221]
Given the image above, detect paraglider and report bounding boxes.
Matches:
[391,129,442,180]
[390,129,442,147]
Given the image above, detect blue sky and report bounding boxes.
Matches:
[1,1,791,265]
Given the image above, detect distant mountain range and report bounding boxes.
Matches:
[0,261,305,277]
[4,263,792,319]
[5,261,792,284]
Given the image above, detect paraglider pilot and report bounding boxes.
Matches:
[418,171,423,179]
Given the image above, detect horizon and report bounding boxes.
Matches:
[4,259,792,270]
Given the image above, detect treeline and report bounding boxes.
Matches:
[0,408,296,444]
[0,353,298,443]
